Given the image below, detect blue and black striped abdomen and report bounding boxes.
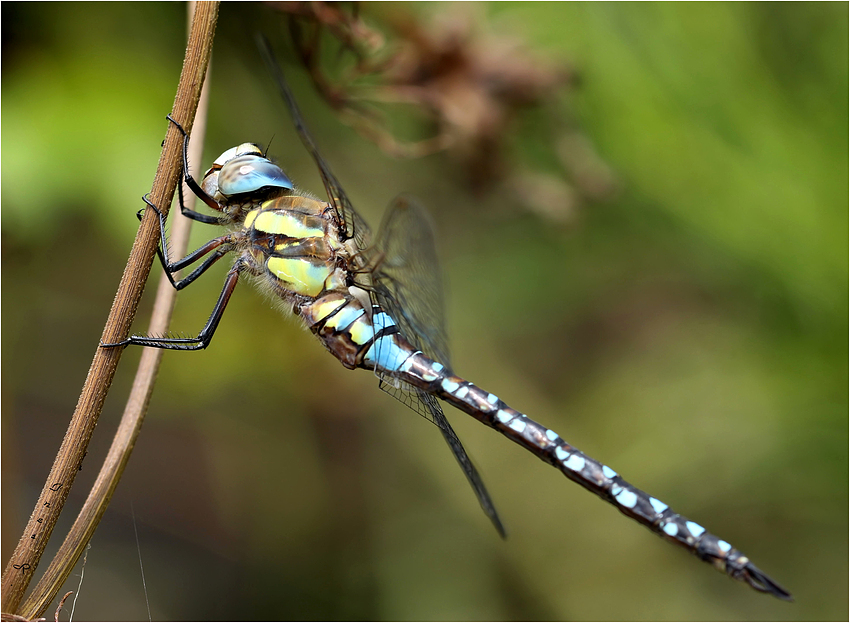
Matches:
[300,293,415,372]
[298,294,789,597]
[356,343,791,599]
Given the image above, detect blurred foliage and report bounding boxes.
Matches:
[2,2,846,621]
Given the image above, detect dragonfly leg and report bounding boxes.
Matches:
[166,114,222,217]
[174,166,222,225]
[140,195,238,291]
[101,259,244,350]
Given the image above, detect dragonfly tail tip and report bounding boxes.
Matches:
[744,562,793,601]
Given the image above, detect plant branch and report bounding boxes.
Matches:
[14,5,216,616]
[0,2,219,615]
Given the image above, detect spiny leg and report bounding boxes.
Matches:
[139,195,237,291]
[102,260,245,351]
[166,114,223,219]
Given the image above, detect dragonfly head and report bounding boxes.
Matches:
[201,143,294,211]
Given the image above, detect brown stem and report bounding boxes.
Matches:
[14,7,215,617]
[0,2,219,615]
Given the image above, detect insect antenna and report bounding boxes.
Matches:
[263,134,276,158]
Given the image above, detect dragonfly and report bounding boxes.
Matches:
[104,40,791,601]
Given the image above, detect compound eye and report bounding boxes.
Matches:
[217,154,293,197]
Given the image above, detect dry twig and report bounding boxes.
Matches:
[1,3,220,618]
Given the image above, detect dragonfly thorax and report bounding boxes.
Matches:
[239,195,351,301]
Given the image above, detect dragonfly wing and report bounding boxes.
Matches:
[260,38,503,535]
[371,196,505,535]
[258,36,371,250]
[370,195,451,423]
[420,387,506,537]
[378,378,505,537]
[371,195,450,365]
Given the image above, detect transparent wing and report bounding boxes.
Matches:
[258,35,371,250]
[368,196,451,424]
[260,37,503,535]
[378,381,506,538]
[370,196,505,536]
[371,195,450,366]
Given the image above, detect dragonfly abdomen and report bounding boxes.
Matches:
[386,348,791,599]
[298,293,402,370]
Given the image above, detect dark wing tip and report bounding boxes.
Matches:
[744,562,793,601]
[492,515,508,540]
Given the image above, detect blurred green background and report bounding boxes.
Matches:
[2,2,846,620]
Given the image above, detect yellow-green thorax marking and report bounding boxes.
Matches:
[243,195,348,298]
